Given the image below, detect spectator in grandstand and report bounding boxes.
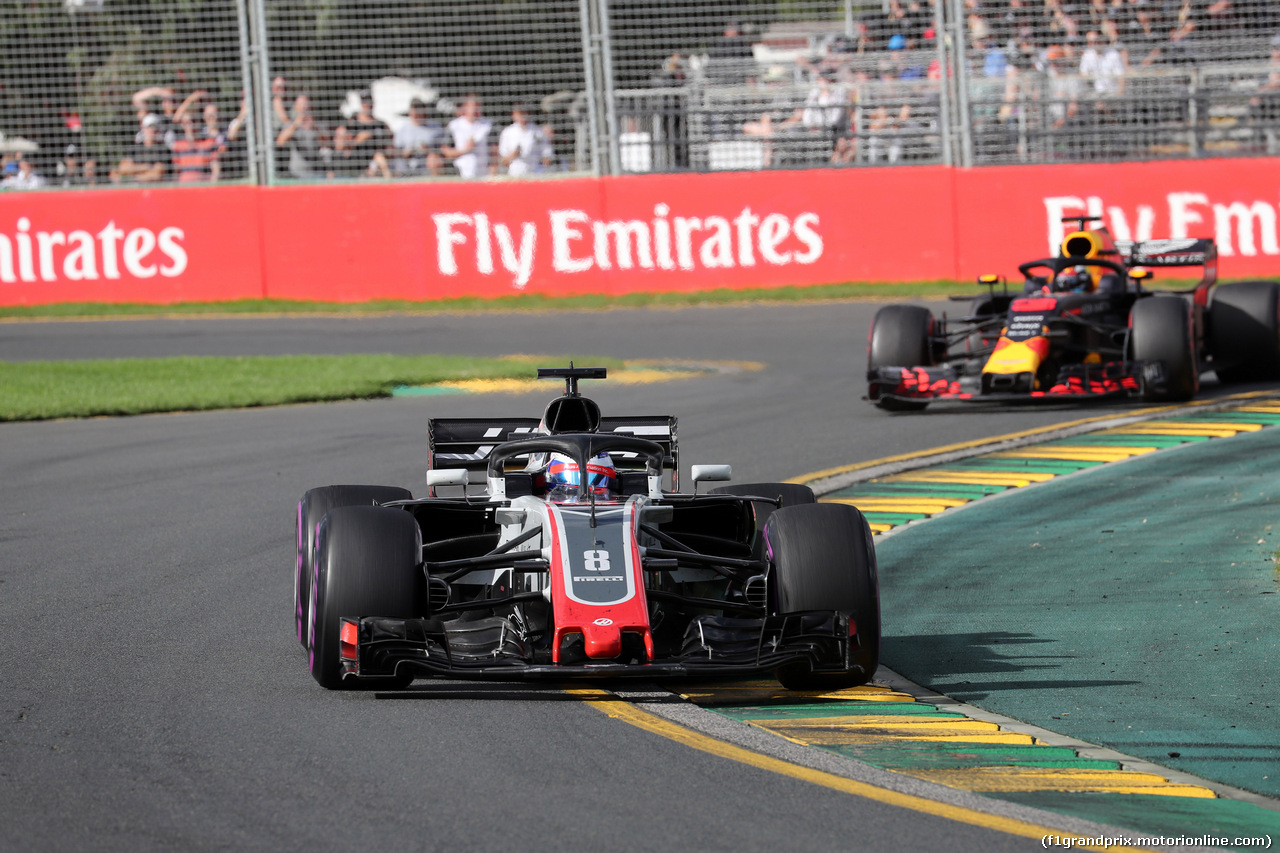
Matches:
[884,0,933,46]
[58,144,83,187]
[830,111,859,164]
[863,104,912,163]
[270,76,291,129]
[1079,28,1127,95]
[742,68,848,165]
[781,69,849,132]
[270,76,292,176]
[131,85,180,144]
[184,95,230,180]
[169,109,224,182]
[443,95,493,178]
[708,20,754,60]
[222,92,251,181]
[650,55,691,166]
[989,0,1035,46]
[110,113,168,183]
[1189,0,1236,37]
[968,11,993,46]
[1120,0,1168,66]
[982,37,1011,78]
[498,104,553,176]
[1046,44,1088,157]
[705,21,757,84]
[392,98,443,177]
[1248,33,1280,136]
[890,32,929,78]
[2,155,44,190]
[1045,0,1085,42]
[1163,0,1203,64]
[57,144,98,187]
[275,94,328,180]
[333,91,392,178]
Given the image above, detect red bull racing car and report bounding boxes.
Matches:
[866,217,1280,410]
[295,367,879,691]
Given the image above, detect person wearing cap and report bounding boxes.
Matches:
[392,97,443,176]
[59,144,81,187]
[111,114,168,183]
[498,104,552,176]
[442,95,493,178]
[130,85,179,145]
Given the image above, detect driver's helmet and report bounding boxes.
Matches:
[538,452,619,502]
[1054,265,1094,293]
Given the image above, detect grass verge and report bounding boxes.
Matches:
[0,278,1216,320]
[0,282,961,319]
[0,353,622,421]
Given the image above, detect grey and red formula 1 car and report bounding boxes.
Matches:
[294,367,879,691]
[866,217,1280,410]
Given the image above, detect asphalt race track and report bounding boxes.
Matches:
[0,302,1260,851]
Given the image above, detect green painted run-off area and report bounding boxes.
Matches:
[873,424,1280,810]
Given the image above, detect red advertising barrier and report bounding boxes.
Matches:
[1,158,1278,306]
[257,167,956,301]
[953,157,1280,281]
[0,185,263,305]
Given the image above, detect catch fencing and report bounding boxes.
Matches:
[2,0,1279,188]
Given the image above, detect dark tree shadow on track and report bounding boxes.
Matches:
[884,631,1139,702]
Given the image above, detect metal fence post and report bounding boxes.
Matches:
[234,0,258,184]
[578,0,602,175]
[934,0,952,167]
[949,0,973,167]
[596,0,621,176]
[247,0,275,184]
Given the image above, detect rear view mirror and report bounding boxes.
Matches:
[690,464,732,484]
[426,469,469,488]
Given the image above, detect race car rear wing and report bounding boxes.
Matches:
[427,415,679,477]
[1116,239,1217,285]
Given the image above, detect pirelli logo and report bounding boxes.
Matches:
[573,575,625,582]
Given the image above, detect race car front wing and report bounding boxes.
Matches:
[867,359,1166,404]
[339,610,861,682]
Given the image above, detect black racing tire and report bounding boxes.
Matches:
[867,304,935,411]
[763,503,880,691]
[1131,296,1198,402]
[296,485,412,649]
[1209,280,1280,383]
[708,483,817,561]
[309,505,426,690]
